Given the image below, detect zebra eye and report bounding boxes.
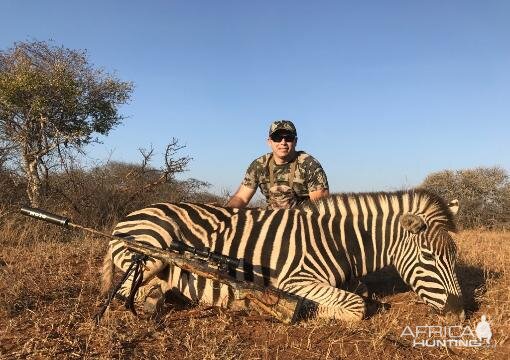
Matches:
[422,252,435,262]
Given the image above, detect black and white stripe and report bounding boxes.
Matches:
[101,189,463,321]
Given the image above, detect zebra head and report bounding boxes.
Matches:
[394,199,464,319]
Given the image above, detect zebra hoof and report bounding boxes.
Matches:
[143,286,165,317]
[354,282,369,298]
[344,279,369,298]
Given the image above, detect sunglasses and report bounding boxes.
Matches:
[271,134,296,142]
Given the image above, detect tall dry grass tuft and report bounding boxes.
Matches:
[1,225,508,359]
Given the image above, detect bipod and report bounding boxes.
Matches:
[95,253,148,325]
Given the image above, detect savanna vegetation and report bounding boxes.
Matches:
[420,166,509,230]
[0,41,508,359]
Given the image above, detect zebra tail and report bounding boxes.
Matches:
[100,246,114,296]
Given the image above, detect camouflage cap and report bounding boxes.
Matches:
[268,120,297,137]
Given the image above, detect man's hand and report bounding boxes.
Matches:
[309,188,329,201]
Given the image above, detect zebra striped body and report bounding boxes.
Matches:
[101,189,463,321]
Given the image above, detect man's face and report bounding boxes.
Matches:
[268,130,297,159]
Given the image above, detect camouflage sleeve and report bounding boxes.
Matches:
[304,157,329,192]
[241,158,263,189]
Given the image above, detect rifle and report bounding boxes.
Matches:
[20,207,303,324]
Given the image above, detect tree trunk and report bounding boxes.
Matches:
[23,156,42,207]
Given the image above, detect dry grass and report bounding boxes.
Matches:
[0,224,508,359]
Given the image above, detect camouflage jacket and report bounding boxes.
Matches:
[241,151,329,206]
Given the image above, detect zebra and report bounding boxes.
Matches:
[100,189,464,322]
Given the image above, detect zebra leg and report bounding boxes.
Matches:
[136,265,175,315]
[282,280,366,322]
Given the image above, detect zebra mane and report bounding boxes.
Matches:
[299,189,457,232]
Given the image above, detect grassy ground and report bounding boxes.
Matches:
[0,225,508,359]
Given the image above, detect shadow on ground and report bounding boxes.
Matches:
[361,266,410,298]
[357,263,502,320]
[456,262,501,316]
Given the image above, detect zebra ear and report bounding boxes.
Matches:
[447,199,459,216]
[400,214,426,234]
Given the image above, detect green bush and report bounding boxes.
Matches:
[420,167,509,229]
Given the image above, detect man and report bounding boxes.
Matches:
[226,120,329,209]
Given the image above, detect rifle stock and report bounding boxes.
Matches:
[20,206,303,324]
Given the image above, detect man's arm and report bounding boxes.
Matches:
[226,185,256,208]
[309,188,329,201]
[305,155,330,201]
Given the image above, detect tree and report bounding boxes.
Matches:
[0,40,133,206]
[420,167,510,229]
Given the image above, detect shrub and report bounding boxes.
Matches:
[0,142,225,233]
[420,166,509,229]
[42,162,224,229]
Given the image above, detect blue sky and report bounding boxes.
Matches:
[1,1,509,196]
